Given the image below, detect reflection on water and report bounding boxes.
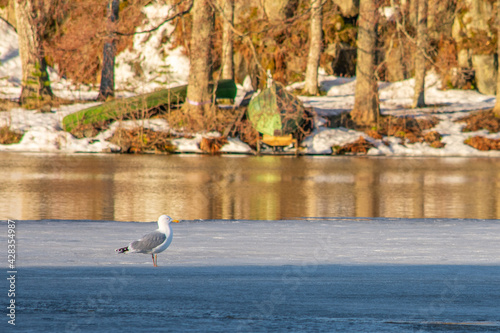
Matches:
[1,152,500,221]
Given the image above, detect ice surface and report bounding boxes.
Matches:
[2,218,500,332]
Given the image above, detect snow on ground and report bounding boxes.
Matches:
[300,72,499,157]
[1,3,500,156]
[114,2,190,93]
[5,218,500,332]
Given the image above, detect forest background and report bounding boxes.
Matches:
[1,0,500,130]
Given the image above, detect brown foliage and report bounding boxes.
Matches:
[199,136,228,154]
[458,109,500,133]
[43,0,148,84]
[365,129,383,140]
[234,118,260,148]
[465,136,500,151]
[334,136,374,155]
[379,116,439,138]
[70,121,110,139]
[378,116,444,147]
[423,130,442,142]
[0,126,23,144]
[435,37,459,89]
[328,112,439,140]
[330,112,444,148]
[424,131,445,148]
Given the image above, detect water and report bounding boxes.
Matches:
[2,152,500,221]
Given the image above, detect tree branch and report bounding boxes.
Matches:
[113,0,193,36]
[0,17,16,33]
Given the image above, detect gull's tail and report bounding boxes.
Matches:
[116,246,129,254]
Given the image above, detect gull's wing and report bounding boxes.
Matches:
[129,231,166,253]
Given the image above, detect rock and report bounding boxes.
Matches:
[452,0,496,93]
[452,0,493,43]
[332,0,359,18]
[262,0,298,22]
[457,49,472,68]
[472,54,497,95]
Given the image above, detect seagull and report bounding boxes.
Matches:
[116,215,179,267]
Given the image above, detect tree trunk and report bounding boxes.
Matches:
[303,0,323,96]
[185,0,214,118]
[351,0,379,127]
[412,0,427,108]
[98,0,119,101]
[220,0,234,81]
[494,0,500,116]
[15,0,53,107]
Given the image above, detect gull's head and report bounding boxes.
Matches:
[158,215,179,228]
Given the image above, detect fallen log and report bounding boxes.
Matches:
[63,80,237,132]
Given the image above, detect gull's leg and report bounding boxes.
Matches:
[152,254,156,267]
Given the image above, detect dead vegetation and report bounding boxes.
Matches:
[464,136,500,151]
[456,109,500,151]
[0,126,23,144]
[69,121,110,139]
[367,115,439,141]
[333,136,374,155]
[43,0,149,84]
[67,102,243,154]
[106,128,176,153]
[0,99,21,110]
[326,112,444,152]
[457,109,500,133]
[0,96,78,111]
[199,137,228,154]
[164,104,237,134]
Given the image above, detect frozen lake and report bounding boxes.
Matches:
[3,218,500,332]
[3,153,500,221]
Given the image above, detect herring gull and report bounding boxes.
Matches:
[116,215,179,267]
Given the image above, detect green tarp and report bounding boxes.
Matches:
[247,83,305,136]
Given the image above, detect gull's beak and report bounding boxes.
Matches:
[173,219,179,223]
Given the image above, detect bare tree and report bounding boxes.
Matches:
[15,0,53,107]
[303,0,323,95]
[412,0,428,108]
[98,0,120,101]
[220,0,234,80]
[351,0,380,126]
[494,0,500,116]
[185,0,215,118]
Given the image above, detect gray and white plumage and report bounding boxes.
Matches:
[116,215,179,267]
